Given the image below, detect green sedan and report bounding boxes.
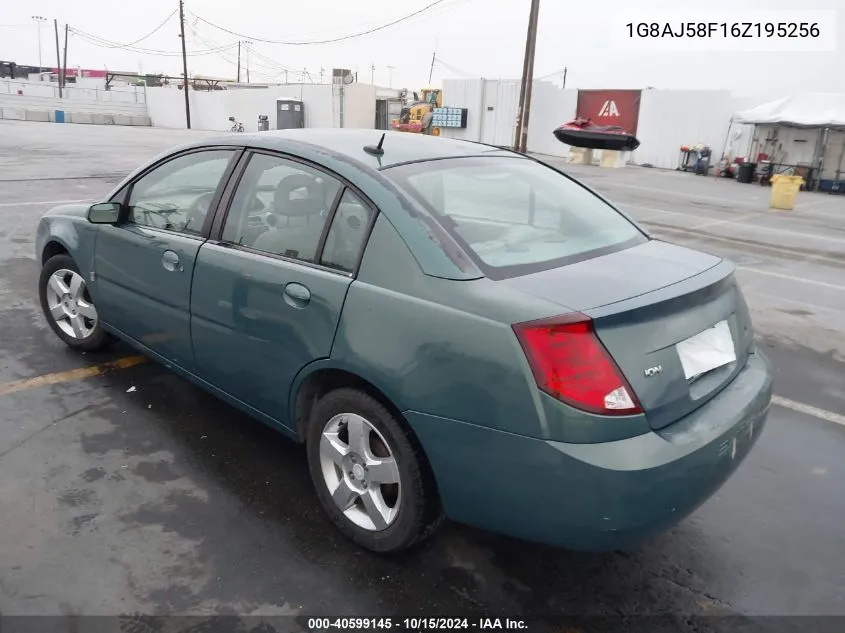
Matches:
[35,129,772,553]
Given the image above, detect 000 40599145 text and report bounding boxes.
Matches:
[305,618,529,631]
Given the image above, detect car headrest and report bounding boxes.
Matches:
[272,174,323,217]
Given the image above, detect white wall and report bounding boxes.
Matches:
[440,78,485,142]
[1,79,146,104]
[631,90,735,168]
[340,83,377,128]
[0,79,148,117]
[748,124,821,165]
[441,78,576,157]
[146,83,378,133]
[439,78,758,169]
[525,84,578,158]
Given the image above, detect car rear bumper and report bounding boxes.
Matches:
[405,350,772,551]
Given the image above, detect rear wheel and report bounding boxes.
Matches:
[306,387,443,553]
[39,254,113,352]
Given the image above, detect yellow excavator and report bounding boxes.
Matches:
[391,88,443,134]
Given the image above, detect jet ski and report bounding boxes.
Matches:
[553,117,640,152]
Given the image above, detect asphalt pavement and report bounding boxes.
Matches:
[0,122,843,627]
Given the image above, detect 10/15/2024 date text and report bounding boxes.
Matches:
[306,618,528,631]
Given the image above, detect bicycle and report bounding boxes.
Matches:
[228,116,244,133]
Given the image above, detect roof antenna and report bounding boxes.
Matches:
[363,133,386,156]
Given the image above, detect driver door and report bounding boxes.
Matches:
[94,147,241,370]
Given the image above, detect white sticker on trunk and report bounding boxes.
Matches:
[676,319,737,380]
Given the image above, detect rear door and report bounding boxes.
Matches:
[94,147,241,369]
[190,150,376,427]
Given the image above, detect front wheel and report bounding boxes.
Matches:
[39,254,114,352]
[306,388,444,553]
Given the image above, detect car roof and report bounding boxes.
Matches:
[198,128,519,170]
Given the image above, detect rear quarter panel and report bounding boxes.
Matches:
[308,213,574,438]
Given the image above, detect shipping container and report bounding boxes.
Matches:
[576,89,642,135]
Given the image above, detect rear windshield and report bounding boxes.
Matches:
[382,156,647,279]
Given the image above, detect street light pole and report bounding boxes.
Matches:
[31,16,46,72]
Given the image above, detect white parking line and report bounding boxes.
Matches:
[749,291,845,316]
[624,203,845,245]
[737,267,845,291]
[584,180,762,208]
[0,198,93,208]
[772,396,845,428]
[692,211,767,231]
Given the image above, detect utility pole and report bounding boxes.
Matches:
[370,63,375,84]
[518,0,540,154]
[513,0,540,152]
[53,19,63,98]
[32,16,46,73]
[178,0,191,128]
[62,24,68,90]
[428,39,437,85]
[387,65,394,88]
[244,41,251,83]
[562,66,567,89]
[237,41,241,82]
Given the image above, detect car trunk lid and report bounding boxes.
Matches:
[501,240,755,429]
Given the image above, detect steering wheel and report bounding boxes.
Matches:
[185,192,216,232]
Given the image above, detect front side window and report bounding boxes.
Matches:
[127,149,235,235]
[221,153,342,263]
[382,156,647,278]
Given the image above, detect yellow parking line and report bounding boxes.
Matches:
[0,355,147,397]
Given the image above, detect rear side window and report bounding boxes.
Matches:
[383,156,647,279]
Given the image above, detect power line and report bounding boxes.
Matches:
[123,9,178,47]
[192,0,450,45]
[69,27,237,57]
[188,20,301,82]
[186,24,240,67]
[81,9,178,48]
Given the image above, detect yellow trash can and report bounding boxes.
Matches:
[770,174,804,211]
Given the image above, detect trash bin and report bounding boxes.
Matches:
[695,155,711,175]
[257,115,269,132]
[770,174,804,210]
[737,162,755,183]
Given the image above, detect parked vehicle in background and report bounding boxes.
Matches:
[228,116,244,132]
[34,129,772,553]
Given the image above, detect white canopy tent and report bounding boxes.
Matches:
[726,93,845,190]
[732,93,845,128]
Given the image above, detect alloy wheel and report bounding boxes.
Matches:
[44,269,98,340]
[319,413,402,531]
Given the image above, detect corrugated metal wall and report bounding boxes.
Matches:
[526,84,578,157]
[631,90,735,168]
[441,79,576,156]
[441,78,484,142]
[440,79,751,169]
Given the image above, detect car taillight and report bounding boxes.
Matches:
[512,314,643,416]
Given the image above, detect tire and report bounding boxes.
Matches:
[306,387,444,553]
[39,254,114,353]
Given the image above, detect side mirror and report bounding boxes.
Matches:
[88,202,121,224]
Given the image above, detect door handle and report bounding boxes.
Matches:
[162,250,183,272]
[283,282,311,307]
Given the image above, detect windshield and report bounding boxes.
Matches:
[382,156,647,279]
